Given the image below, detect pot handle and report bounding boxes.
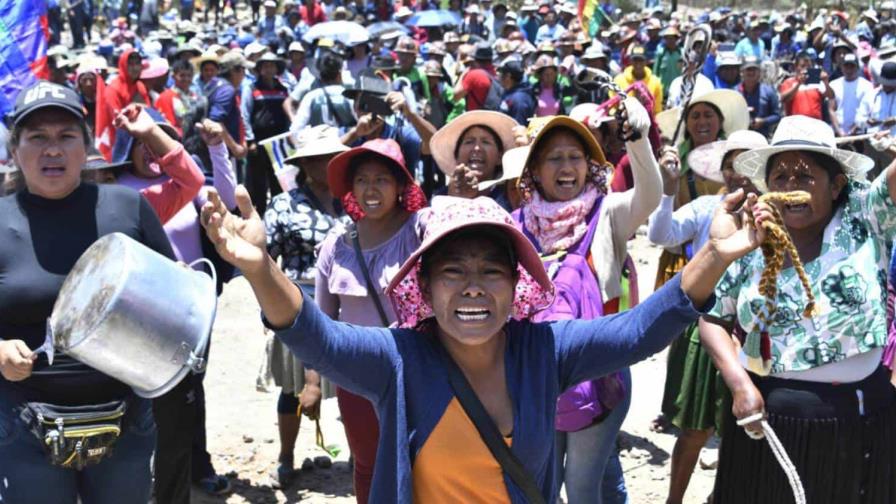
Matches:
[188,258,217,292]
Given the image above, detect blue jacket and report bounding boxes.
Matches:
[500,83,536,126]
[271,274,708,503]
[738,82,781,137]
[204,77,241,144]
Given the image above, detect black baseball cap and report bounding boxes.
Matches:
[12,81,84,127]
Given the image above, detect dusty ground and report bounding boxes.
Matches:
[191,232,717,503]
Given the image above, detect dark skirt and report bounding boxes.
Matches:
[661,322,728,432]
[714,366,896,504]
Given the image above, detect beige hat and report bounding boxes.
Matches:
[285,125,350,162]
[423,60,444,77]
[686,130,769,184]
[481,146,527,190]
[656,89,750,145]
[430,111,520,176]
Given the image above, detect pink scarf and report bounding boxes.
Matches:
[523,185,599,254]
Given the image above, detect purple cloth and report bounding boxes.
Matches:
[315,213,423,325]
[514,199,626,432]
[118,142,237,265]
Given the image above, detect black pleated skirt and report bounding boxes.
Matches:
[714,366,896,504]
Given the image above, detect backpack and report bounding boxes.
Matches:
[513,199,626,432]
[470,72,504,110]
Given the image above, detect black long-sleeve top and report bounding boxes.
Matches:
[0,183,175,405]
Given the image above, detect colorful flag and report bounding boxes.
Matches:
[0,0,49,119]
[578,0,608,37]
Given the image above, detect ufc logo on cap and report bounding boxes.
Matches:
[23,83,67,105]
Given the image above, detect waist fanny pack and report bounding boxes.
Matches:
[19,400,127,469]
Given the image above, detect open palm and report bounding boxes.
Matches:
[201,186,268,274]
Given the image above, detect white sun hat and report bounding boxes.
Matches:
[687,130,769,184]
[733,115,874,193]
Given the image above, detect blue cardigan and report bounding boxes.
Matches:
[273,274,708,503]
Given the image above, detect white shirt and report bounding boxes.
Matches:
[665,73,715,109]
[648,194,720,255]
[869,87,896,136]
[830,76,874,132]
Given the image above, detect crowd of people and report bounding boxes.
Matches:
[3,0,896,503]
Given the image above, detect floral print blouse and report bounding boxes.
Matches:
[708,173,896,376]
[264,187,349,284]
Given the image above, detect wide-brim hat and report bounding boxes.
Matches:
[733,115,874,193]
[512,115,609,182]
[656,89,750,144]
[84,152,131,172]
[872,59,896,86]
[481,146,527,190]
[111,108,181,166]
[192,51,221,69]
[430,111,520,176]
[255,52,287,73]
[327,138,415,199]
[686,130,769,184]
[245,41,269,58]
[284,125,349,163]
[386,195,554,329]
[140,57,170,79]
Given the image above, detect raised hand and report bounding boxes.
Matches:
[113,104,157,139]
[709,189,767,263]
[196,119,225,146]
[447,164,480,199]
[200,185,268,275]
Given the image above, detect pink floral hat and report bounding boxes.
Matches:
[387,196,555,329]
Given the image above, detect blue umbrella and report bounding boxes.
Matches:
[367,20,410,38]
[404,10,462,28]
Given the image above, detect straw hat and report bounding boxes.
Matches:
[430,111,520,176]
[510,115,609,184]
[734,115,874,193]
[284,125,349,163]
[656,89,750,144]
[686,130,768,184]
[192,50,221,69]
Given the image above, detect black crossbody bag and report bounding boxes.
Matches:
[347,224,390,326]
[433,336,547,504]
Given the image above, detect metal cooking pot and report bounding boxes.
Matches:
[50,233,217,398]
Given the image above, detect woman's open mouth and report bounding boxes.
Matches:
[785,203,810,214]
[455,307,490,322]
[364,198,382,210]
[556,176,577,189]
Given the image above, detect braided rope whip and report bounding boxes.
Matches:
[672,24,712,143]
[736,413,807,504]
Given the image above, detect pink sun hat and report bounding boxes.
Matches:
[387,196,555,329]
[140,57,170,79]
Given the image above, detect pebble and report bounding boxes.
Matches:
[263,437,275,444]
[242,434,254,443]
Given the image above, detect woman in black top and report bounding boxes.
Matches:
[0,81,174,503]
